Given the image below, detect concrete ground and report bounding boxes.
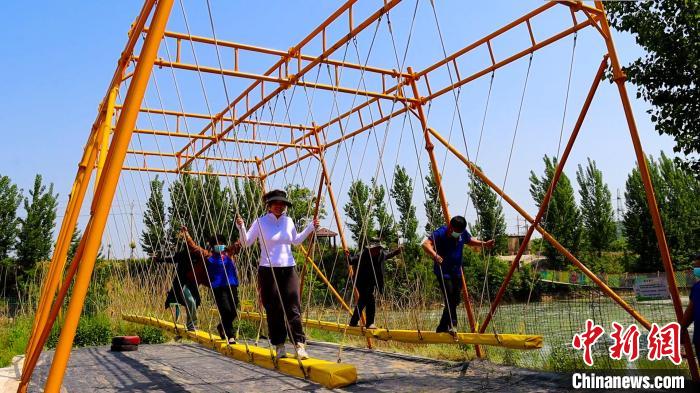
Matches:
[8,341,690,392]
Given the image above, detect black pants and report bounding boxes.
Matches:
[212,285,239,339]
[258,266,305,345]
[436,275,462,332]
[349,286,376,327]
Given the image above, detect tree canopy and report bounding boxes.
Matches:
[606,0,700,176]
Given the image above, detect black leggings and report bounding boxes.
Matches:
[350,286,376,326]
[258,266,305,345]
[436,275,462,331]
[212,285,239,338]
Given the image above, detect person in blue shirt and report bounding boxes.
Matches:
[682,253,700,362]
[181,227,241,344]
[421,216,494,335]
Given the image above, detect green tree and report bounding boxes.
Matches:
[168,171,199,246]
[576,159,617,255]
[423,166,444,234]
[285,184,326,227]
[623,153,700,271]
[67,226,81,262]
[605,1,700,176]
[529,156,581,268]
[16,175,59,282]
[391,166,418,245]
[468,171,508,254]
[234,178,264,225]
[141,176,167,257]
[0,175,22,260]
[372,183,397,244]
[344,180,375,245]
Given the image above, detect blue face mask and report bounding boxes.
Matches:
[694,267,700,278]
[450,231,462,239]
[213,244,226,253]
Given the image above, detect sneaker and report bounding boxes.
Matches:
[367,324,378,329]
[447,326,458,336]
[295,343,309,360]
[275,344,287,359]
[186,323,197,332]
[348,322,359,328]
[228,337,237,345]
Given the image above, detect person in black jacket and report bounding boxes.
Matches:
[160,248,206,331]
[348,238,402,329]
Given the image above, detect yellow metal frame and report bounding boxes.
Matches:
[22,0,699,390]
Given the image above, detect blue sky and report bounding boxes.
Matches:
[0,1,678,256]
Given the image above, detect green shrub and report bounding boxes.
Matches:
[47,315,112,349]
[463,249,542,302]
[137,325,166,344]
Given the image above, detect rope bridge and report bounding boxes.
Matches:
[20,0,698,391]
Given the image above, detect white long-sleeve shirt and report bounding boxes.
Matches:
[237,213,316,267]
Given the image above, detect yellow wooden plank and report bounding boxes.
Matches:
[122,314,357,389]
[238,311,543,350]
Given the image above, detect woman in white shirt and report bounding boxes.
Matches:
[236,189,318,360]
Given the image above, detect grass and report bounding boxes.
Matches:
[0,314,33,367]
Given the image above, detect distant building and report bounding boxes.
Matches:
[507,234,529,255]
[315,227,338,249]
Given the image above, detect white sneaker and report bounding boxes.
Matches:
[367,324,378,329]
[275,344,287,359]
[228,337,237,345]
[295,343,309,360]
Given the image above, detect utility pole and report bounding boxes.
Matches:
[616,188,624,237]
[129,201,135,260]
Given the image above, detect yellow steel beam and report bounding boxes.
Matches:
[123,106,314,130]
[238,311,543,350]
[123,314,358,389]
[132,128,319,150]
[147,58,414,104]
[127,149,256,163]
[159,29,409,78]
[95,87,118,191]
[43,0,175,390]
[122,166,254,178]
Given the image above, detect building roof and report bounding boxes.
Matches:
[315,227,338,237]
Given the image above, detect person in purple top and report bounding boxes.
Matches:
[421,216,494,335]
[682,253,700,362]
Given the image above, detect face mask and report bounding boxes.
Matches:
[451,231,462,239]
[694,267,700,278]
[213,245,226,253]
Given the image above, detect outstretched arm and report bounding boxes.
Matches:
[180,227,211,259]
[467,238,495,249]
[291,218,320,245]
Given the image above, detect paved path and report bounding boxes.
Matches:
[21,341,686,392]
